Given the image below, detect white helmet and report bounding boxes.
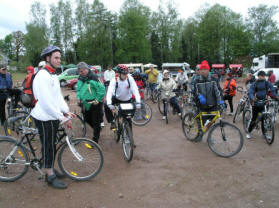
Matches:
[38,61,46,67]
[163,70,169,75]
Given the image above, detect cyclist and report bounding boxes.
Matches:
[105,64,141,129]
[158,70,181,119]
[145,64,158,98]
[0,63,12,125]
[104,65,115,90]
[76,62,105,144]
[176,69,188,92]
[191,60,224,142]
[223,72,236,115]
[246,71,279,139]
[245,73,256,91]
[31,45,75,189]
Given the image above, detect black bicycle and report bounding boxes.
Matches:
[0,115,103,182]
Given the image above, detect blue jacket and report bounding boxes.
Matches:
[248,80,277,100]
[0,73,12,99]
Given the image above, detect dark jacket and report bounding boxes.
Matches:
[0,73,12,100]
[248,80,277,101]
[192,74,223,109]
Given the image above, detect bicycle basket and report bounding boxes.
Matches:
[119,103,135,117]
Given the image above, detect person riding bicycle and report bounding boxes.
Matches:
[76,62,105,144]
[158,70,181,120]
[105,64,141,129]
[0,63,12,125]
[145,64,159,98]
[31,45,75,189]
[176,69,188,92]
[246,70,279,139]
[191,60,224,142]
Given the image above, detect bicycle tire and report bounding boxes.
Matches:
[157,95,164,115]
[261,114,275,145]
[207,121,244,158]
[243,109,252,133]
[0,137,29,182]
[182,112,200,141]
[151,90,159,103]
[58,138,104,181]
[70,114,86,138]
[121,121,134,162]
[267,103,276,123]
[233,103,242,123]
[131,102,152,126]
[113,116,121,143]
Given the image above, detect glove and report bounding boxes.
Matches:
[198,94,206,105]
[218,100,226,108]
[136,103,141,109]
[108,104,115,110]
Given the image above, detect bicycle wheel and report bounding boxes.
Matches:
[0,137,29,182]
[151,89,159,103]
[267,102,276,123]
[157,95,164,115]
[233,102,243,123]
[3,111,31,136]
[243,109,252,133]
[261,114,274,145]
[121,121,134,162]
[182,112,200,141]
[58,138,104,181]
[207,121,244,158]
[113,116,121,143]
[70,115,86,138]
[132,102,152,126]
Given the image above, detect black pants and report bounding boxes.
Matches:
[34,119,60,169]
[0,98,7,125]
[223,94,234,113]
[248,105,264,133]
[84,103,102,143]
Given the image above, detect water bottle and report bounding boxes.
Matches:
[204,119,210,127]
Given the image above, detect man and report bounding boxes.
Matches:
[245,73,256,91]
[145,64,159,98]
[129,67,134,74]
[191,60,224,142]
[246,71,279,139]
[105,64,141,129]
[0,64,12,125]
[76,62,105,143]
[36,61,46,73]
[176,69,188,91]
[190,66,201,92]
[104,65,115,90]
[268,70,276,84]
[31,46,75,189]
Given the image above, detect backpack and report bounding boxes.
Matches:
[254,80,269,93]
[20,69,48,108]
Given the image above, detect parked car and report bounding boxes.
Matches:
[58,68,79,87]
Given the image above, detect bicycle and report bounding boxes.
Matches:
[233,86,251,123]
[0,115,103,182]
[267,98,279,123]
[131,100,152,126]
[145,82,159,103]
[182,108,244,158]
[112,103,135,162]
[243,99,275,145]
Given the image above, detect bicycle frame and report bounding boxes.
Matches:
[194,111,221,133]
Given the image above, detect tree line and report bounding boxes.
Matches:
[0,0,278,70]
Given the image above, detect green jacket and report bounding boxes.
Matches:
[76,79,105,110]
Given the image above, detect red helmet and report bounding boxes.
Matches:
[116,64,128,74]
[26,66,34,73]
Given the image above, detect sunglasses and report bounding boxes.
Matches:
[1,68,7,71]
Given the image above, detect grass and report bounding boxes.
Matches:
[10,72,26,84]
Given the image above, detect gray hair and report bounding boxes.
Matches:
[77,62,89,69]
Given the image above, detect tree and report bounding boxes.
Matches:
[12,31,24,63]
[0,34,13,59]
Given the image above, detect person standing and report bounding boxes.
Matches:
[76,62,105,144]
[104,65,115,90]
[31,46,75,189]
[268,70,276,84]
[0,64,12,125]
[145,64,158,98]
[223,73,236,115]
[176,69,188,91]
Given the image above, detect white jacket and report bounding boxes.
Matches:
[176,72,188,85]
[31,69,69,121]
[104,70,115,82]
[106,74,141,105]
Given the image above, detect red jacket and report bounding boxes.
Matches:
[268,74,276,83]
[224,78,236,96]
[132,79,144,99]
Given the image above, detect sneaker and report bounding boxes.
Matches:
[101,122,105,127]
[246,133,251,139]
[110,122,116,130]
[228,112,233,116]
[53,168,65,179]
[162,116,166,120]
[45,174,67,189]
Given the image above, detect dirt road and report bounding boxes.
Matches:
[1,83,279,208]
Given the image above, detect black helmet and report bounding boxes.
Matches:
[20,94,32,108]
[41,46,61,60]
[116,64,128,74]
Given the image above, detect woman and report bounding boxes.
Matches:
[158,70,181,119]
[76,62,105,143]
[223,73,236,115]
[0,64,12,125]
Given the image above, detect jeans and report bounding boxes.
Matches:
[163,96,181,116]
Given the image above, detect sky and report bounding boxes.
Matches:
[0,0,279,39]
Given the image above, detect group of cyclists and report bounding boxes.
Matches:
[1,44,279,189]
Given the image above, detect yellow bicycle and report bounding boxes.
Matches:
[182,110,244,158]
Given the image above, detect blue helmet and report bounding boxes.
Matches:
[41,46,61,60]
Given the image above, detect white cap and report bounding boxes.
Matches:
[38,61,46,67]
[163,70,169,75]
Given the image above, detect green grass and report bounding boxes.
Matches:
[10,72,26,83]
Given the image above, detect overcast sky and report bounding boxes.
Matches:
[0,0,279,39]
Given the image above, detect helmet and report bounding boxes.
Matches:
[38,61,46,67]
[26,66,34,73]
[41,46,61,60]
[116,64,128,74]
[20,94,32,107]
